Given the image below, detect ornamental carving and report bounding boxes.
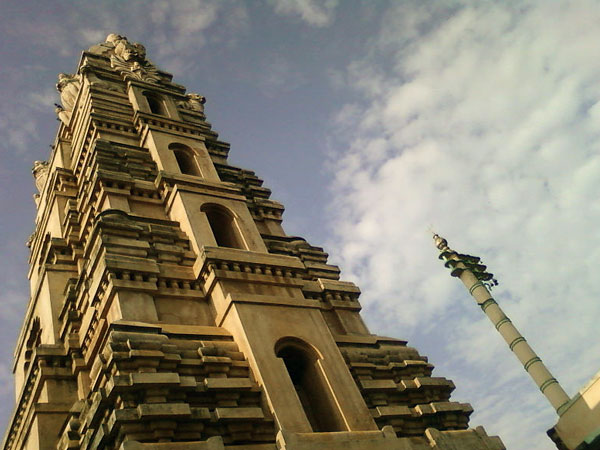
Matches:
[32,160,49,193]
[177,93,206,113]
[55,72,81,125]
[107,34,161,84]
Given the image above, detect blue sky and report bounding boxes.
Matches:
[2,2,600,449]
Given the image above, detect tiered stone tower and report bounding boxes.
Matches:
[3,35,504,450]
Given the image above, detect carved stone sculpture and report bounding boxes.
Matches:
[32,160,49,193]
[86,33,124,57]
[178,93,206,113]
[55,105,71,126]
[56,73,81,112]
[108,35,160,84]
[105,33,125,46]
[114,39,146,62]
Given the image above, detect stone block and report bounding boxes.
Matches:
[425,428,505,450]
[137,402,191,418]
[214,407,264,420]
[375,405,413,418]
[359,379,398,391]
[275,427,413,450]
[130,372,180,386]
[205,378,253,390]
[120,436,225,450]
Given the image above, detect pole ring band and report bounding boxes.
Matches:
[495,317,511,330]
[540,378,558,393]
[480,298,497,312]
[469,281,485,295]
[509,336,526,351]
[524,357,542,371]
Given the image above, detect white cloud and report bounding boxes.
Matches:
[267,0,338,27]
[328,2,600,449]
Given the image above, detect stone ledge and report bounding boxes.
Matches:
[204,378,253,390]
[334,334,408,346]
[275,426,411,450]
[214,407,265,421]
[137,402,192,418]
[201,247,305,270]
[120,436,225,450]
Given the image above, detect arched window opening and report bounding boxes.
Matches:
[169,143,201,176]
[276,339,345,432]
[143,92,166,115]
[202,205,245,249]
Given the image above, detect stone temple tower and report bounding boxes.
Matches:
[3,35,505,450]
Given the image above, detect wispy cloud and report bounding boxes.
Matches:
[257,54,307,97]
[0,362,14,402]
[27,89,57,112]
[4,1,248,76]
[328,2,600,449]
[267,0,338,27]
[0,288,27,328]
[0,110,43,154]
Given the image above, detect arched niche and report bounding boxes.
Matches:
[169,143,201,176]
[275,337,346,432]
[201,203,246,249]
[143,91,167,116]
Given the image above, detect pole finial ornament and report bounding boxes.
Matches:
[433,233,449,252]
[433,233,498,289]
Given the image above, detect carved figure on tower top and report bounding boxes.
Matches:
[178,93,206,114]
[108,34,161,84]
[55,105,71,126]
[32,160,49,194]
[114,39,147,63]
[105,33,125,45]
[56,73,81,112]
